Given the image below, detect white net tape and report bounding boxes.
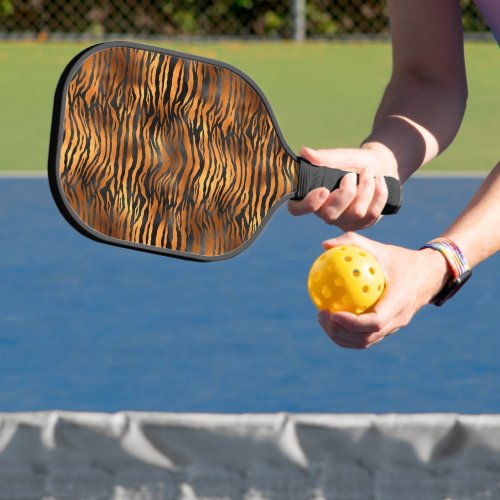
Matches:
[0,412,500,499]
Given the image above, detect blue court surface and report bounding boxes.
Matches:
[0,176,498,413]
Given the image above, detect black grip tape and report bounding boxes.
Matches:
[293,157,402,215]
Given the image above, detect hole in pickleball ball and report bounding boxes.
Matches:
[334,277,344,287]
[344,256,352,262]
[313,294,322,308]
[352,269,360,277]
[322,286,332,298]
[378,284,383,291]
[327,264,335,272]
[342,295,351,304]
[359,251,367,257]
[333,303,342,311]
[369,267,376,275]
[362,285,369,293]
[356,306,366,314]
[313,271,321,282]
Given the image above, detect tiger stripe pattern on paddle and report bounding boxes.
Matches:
[58,46,298,257]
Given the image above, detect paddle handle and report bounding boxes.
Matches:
[292,157,402,215]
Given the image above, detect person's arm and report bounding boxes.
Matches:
[288,0,467,229]
[441,164,500,268]
[363,0,468,181]
[318,162,500,349]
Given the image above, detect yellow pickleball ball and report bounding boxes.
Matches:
[308,245,385,314]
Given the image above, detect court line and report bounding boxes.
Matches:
[414,171,487,179]
[0,171,48,178]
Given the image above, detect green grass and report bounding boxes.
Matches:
[0,40,497,172]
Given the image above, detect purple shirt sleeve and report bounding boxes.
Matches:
[473,0,500,45]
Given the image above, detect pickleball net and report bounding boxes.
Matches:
[1,412,500,499]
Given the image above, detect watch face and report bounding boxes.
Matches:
[432,269,472,306]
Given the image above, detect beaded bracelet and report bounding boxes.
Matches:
[421,238,472,306]
[421,238,470,278]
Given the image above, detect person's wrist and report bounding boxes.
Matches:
[417,248,453,304]
[420,238,472,306]
[361,141,399,178]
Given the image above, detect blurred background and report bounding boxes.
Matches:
[0,0,492,40]
[0,1,497,176]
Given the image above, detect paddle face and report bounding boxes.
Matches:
[49,41,298,261]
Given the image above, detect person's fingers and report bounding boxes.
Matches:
[328,311,382,332]
[300,146,366,171]
[322,321,384,349]
[345,164,376,220]
[321,327,365,349]
[325,329,363,349]
[287,174,385,224]
[299,146,327,166]
[319,311,377,348]
[292,147,360,220]
[288,147,332,216]
[302,148,369,226]
[322,231,374,252]
[337,175,389,230]
[293,147,390,229]
[329,327,372,349]
[292,147,397,229]
[367,175,389,219]
[288,187,330,216]
[333,295,404,340]
[315,172,357,224]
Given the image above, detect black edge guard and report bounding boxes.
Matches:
[292,157,402,215]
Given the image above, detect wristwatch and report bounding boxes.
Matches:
[421,238,472,306]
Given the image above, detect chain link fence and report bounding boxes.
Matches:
[0,0,491,40]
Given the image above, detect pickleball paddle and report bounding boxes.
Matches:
[48,41,401,261]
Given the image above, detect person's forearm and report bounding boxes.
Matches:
[440,162,500,268]
[361,0,467,183]
[362,72,467,182]
[415,163,499,305]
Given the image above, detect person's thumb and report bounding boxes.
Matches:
[300,146,364,171]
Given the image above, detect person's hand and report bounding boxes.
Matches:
[288,145,398,231]
[316,232,451,349]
